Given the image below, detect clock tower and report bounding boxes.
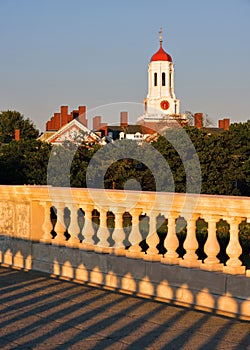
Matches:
[138,28,186,127]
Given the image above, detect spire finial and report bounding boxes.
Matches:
[159,27,163,47]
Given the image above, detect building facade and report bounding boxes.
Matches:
[138,28,187,129]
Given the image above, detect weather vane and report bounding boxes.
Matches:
[159,27,163,46]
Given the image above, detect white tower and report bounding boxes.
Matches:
[138,28,185,127]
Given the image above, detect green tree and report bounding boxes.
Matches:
[0,140,51,185]
[0,110,39,144]
[70,143,101,187]
[152,122,250,196]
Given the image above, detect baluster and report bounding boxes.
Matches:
[223,217,246,274]
[81,207,95,250]
[95,209,110,253]
[112,210,126,256]
[126,208,143,259]
[66,204,80,247]
[200,215,223,271]
[180,215,201,268]
[39,201,53,243]
[53,203,66,244]
[161,213,180,264]
[144,213,161,261]
[247,218,250,277]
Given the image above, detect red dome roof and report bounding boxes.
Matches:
[150,45,172,62]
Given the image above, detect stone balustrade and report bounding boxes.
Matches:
[0,185,250,319]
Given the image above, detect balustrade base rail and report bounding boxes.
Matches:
[0,236,249,321]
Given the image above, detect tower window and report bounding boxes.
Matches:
[154,72,157,86]
[162,72,165,86]
[169,73,172,88]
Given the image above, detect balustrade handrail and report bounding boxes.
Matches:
[0,185,249,276]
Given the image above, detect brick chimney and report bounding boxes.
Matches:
[223,118,230,130]
[54,113,61,131]
[93,116,102,130]
[218,118,230,130]
[78,106,88,127]
[50,115,56,130]
[93,116,108,135]
[194,113,203,129]
[218,119,224,129]
[61,106,68,127]
[15,129,20,141]
[120,111,128,128]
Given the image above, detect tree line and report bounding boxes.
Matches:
[0,110,249,197]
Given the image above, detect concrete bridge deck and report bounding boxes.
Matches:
[0,266,249,350]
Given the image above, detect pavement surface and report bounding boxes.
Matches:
[0,266,249,350]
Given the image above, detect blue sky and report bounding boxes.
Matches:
[0,0,249,131]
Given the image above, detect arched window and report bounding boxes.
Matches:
[154,72,157,86]
[162,72,165,86]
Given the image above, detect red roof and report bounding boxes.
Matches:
[150,45,172,62]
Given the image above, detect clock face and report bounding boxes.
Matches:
[160,100,170,110]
